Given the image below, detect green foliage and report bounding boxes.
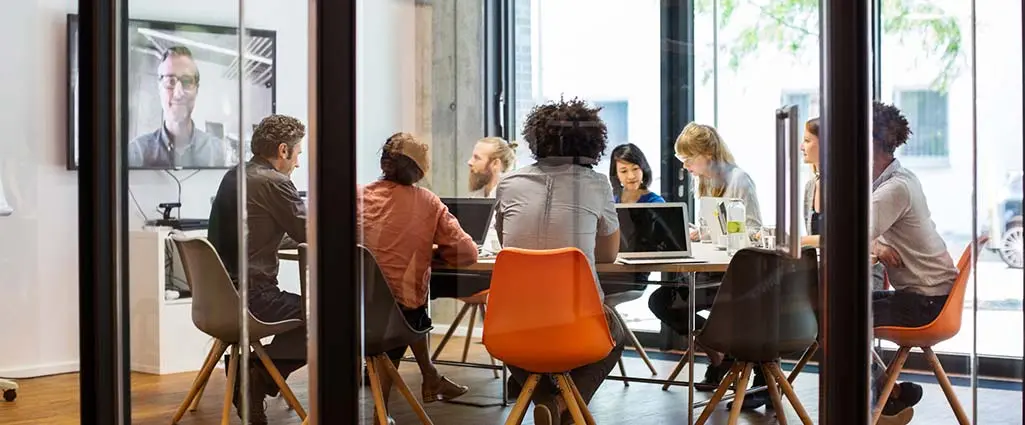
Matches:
[695,0,963,92]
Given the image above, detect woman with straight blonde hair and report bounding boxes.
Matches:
[648,122,771,409]
[674,122,762,234]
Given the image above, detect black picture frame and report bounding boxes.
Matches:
[66,14,278,171]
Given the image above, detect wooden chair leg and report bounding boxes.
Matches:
[761,363,788,425]
[220,345,240,425]
[661,350,690,391]
[251,343,307,420]
[173,340,227,421]
[787,341,819,383]
[769,363,812,425]
[378,354,434,425]
[366,356,391,425]
[554,374,588,425]
[504,374,541,425]
[923,347,970,425]
[566,376,598,425]
[479,306,501,379]
[871,346,911,425]
[695,363,743,425]
[462,305,478,363]
[431,303,471,361]
[726,363,754,425]
[190,341,226,413]
[609,307,658,376]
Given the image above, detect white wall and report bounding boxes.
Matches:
[356,0,417,184]
[0,0,310,378]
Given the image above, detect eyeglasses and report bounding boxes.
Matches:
[158,74,198,89]
[674,154,691,164]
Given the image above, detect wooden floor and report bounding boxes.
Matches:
[1,337,1021,424]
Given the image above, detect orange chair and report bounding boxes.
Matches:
[483,248,614,425]
[872,238,986,425]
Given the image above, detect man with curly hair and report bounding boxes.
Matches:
[869,101,958,423]
[207,114,308,424]
[494,98,626,425]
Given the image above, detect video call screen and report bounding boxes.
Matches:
[67,15,277,170]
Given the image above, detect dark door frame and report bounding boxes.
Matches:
[78,0,130,423]
[310,1,360,424]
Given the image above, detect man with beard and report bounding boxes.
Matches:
[466,137,517,252]
[466,136,517,198]
[128,46,229,168]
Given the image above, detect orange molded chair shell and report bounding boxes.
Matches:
[874,238,986,348]
[482,247,614,373]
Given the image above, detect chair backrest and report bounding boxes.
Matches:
[912,237,988,338]
[699,247,820,362]
[482,248,614,370]
[358,245,425,356]
[170,236,242,342]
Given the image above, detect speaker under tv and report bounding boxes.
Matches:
[66,15,277,170]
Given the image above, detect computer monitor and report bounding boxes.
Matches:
[616,203,691,258]
[440,198,496,245]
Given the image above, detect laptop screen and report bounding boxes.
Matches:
[616,203,691,256]
[440,198,496,245]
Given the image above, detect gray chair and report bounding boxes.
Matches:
[359,245,434,425]
[695,247,819,425]
[169,236,307,425]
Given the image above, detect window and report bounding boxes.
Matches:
[895,89,950,161]
[781,90,820,127]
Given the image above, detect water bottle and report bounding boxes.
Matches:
[726,198,747,256]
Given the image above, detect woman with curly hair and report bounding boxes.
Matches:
[494,97,626,425]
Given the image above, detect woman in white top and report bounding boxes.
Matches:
[647,123,769,408]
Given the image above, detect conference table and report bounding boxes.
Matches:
[280,243,735,423]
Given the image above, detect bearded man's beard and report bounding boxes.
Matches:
[469,169,493,191]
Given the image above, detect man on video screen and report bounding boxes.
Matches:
[128,46,229,168]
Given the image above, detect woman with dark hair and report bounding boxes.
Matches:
[357,132,478,422]
[609,143,665,204]
[801,117,822,248]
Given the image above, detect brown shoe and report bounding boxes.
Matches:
[422,375,469,403]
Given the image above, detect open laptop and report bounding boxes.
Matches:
[615,203,706,265]
[699,196,727,241]
[440,197,496,245]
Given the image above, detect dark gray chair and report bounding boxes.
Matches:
[695,247,819,425]
[359,245,435,425]
[168,236,307,425]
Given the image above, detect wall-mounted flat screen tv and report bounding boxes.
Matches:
[67,15,277,170]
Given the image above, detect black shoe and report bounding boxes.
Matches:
[694,363,729,392]
[232,365,272,425]
[727,390,770,410]
[507,377,522,398]
[882,382,923,416]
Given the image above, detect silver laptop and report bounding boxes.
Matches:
[615,203,704,264]
[699,196,727,241]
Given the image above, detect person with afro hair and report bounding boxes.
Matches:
[493,97,626,425]
[869,101,958,423]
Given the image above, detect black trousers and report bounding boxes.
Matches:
[429,272,492,299]
[248,288,307,378]
[385,305,432,361]
[871,289,948,400]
